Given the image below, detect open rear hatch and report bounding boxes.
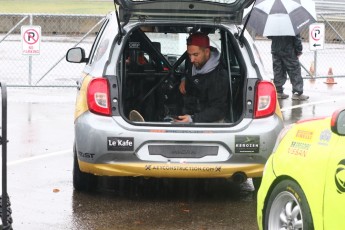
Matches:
[115,0,254,24]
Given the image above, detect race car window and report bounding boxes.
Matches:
[88,18,109,65]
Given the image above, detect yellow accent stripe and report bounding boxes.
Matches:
[79,161,264,178]
[275,99,283,120]
[74,74,93,120]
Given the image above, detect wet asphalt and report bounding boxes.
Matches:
[1,78,345,230]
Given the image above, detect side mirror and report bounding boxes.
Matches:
[66,47,88,63]
[331,108,345,136]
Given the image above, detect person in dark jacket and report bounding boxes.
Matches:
[175,32,229,123]
[269,34,309,100]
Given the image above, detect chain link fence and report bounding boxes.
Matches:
[0,12,345,87]
[251,13,345,81]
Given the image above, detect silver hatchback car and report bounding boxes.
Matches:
[66,0,284,192]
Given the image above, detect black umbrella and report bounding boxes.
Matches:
[244,0,317,36]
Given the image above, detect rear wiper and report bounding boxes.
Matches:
[113,0,124,44]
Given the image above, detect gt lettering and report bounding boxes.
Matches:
[78,152,95,159]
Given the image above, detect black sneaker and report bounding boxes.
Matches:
[277,92,289,99]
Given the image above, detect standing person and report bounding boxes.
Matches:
[269,34,309,100]
[175,32,229,123]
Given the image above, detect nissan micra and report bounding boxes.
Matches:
[66,0,284,191]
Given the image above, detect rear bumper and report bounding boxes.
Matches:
[79,160,264,178]
[75,111,284,179]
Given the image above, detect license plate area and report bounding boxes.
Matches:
[148,145,218,158]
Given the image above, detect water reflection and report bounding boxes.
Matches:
[70,177,257,230]
[291,100,303,122]
[279,99,305,125]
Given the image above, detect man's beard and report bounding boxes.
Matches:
[195,60,206,70]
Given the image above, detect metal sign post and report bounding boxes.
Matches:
[309,23,325,78]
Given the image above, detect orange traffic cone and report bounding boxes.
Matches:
[324,67,337,84]
[309,61,316,83]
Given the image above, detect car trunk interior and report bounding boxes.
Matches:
[118,24,245,124]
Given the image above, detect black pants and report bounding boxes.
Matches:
[272,54,303,94]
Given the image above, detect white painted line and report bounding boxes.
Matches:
[280,98,344,112]
[8,149,72,166]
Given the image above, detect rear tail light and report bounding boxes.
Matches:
[254,81,277,119]
[87,78,111,116]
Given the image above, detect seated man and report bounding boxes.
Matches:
[175,32,229,123]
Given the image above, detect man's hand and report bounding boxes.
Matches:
[179,79,186,95]
[174,115,192,123]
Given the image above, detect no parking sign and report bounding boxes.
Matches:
[21,25,41,55]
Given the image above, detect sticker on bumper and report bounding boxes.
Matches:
[145,165,222,172]
[107,137,134,151]
[235,135,260,153]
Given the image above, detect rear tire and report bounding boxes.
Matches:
[73,143,97,192]
[264,180,313,230]
[0,195,13,230]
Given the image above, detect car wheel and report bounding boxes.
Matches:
[252,177,262,191]
[73,143,97,192]
[264,180,313,230]
[0,195,13,230]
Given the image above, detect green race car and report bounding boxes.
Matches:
[257,108,345,230]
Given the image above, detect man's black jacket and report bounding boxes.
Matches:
[184,63,229,122]
[268,35,303,57]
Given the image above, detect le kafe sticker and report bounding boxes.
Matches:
[107,137,134,151]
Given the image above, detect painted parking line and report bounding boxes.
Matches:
[8,149,71,166]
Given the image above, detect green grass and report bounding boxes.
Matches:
[0,0,115,15]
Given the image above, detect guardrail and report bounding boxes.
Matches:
[315,0,345,15]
